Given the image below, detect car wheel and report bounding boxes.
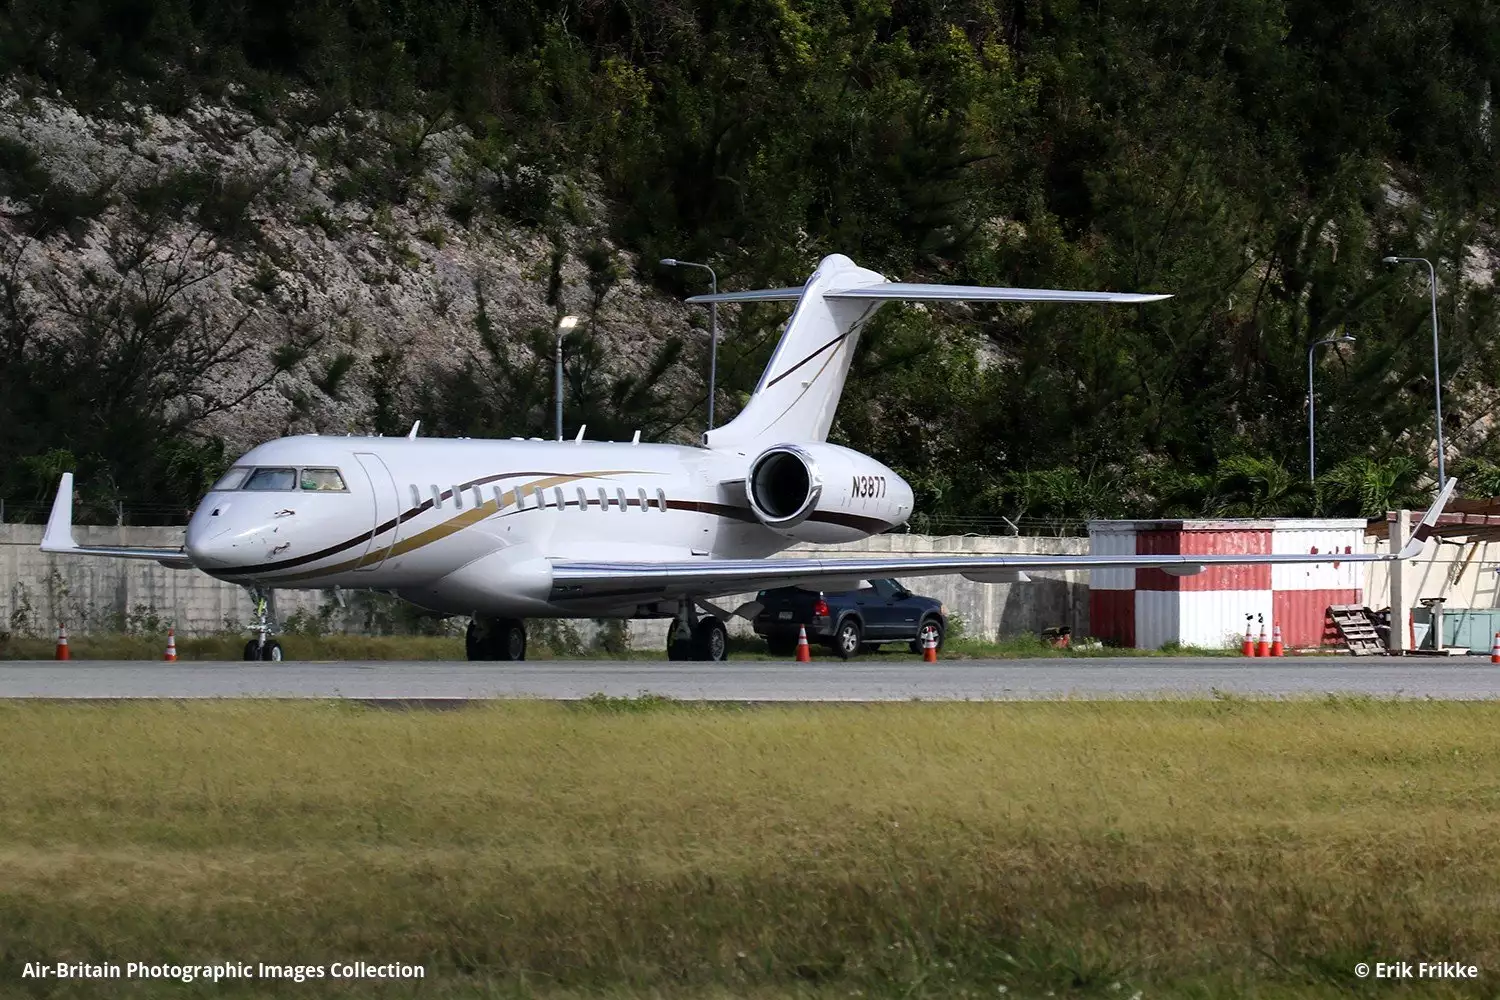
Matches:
[910,617,945,655]
[833,618,862,660]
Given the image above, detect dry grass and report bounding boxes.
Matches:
[0,700,1496,997]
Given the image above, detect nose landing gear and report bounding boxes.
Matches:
[466,617,527,661]
[242,590,285,661]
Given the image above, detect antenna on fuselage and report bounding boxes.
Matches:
[407,420,421,440]
[574,424,586,443]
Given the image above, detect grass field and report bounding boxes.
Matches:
[0,631,1238,661]
[0,699,1496,997]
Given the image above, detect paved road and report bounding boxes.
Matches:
[0,657,1496,700]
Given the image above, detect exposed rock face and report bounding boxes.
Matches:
[0,87,707,453]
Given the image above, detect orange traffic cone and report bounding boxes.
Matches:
[1241,615,1254,657]
[1270,624,1284,658]
[164,627,177,662]
[923,633,938,663]
[795,625,811,663]
[1490,632,1499,664]
[1256,620,1269,657]
[54,622,69,661]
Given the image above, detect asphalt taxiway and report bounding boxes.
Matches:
[0,657,1496,700]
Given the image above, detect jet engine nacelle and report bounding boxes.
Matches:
[744,442,913,543]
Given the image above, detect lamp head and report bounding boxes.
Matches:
[1339,334,1356,343]
[1382,256,1400,264]
[558,315,579,331]
[659,258,678,267]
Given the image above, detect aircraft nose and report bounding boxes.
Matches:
[185,501,236,568]
[185,522,234,568]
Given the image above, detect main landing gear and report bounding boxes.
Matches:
[466,617,527,661]
[666,601,728,662]
[242,589,284,661]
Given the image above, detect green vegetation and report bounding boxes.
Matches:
[2,1,1499,525]
[0,700,1496,997]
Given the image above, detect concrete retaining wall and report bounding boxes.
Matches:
[0,525,1089,645]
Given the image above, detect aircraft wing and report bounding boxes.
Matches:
[550,479,1454,603]
[38,473,195,570]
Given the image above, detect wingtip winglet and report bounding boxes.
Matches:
[40,472,78,553]
[1398,476,1458,559]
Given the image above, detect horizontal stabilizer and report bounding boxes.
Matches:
[685,283,1170,306]
[827,283,1172,304]
[686,287,805,304]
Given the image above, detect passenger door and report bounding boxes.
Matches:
[864,579,914,640]
[353,453,400,571]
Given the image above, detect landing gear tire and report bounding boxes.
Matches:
[467,618,526,661]
[831,619,862,660]
[666,620,693,661]
[909,617,945,655]
[691,616,729,662]
[244,639,283,662]
[496,619,526,661]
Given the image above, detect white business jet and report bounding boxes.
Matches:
[40,254,1455,661]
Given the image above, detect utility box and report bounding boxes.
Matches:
[1411,607,1500,653]
[1088,517,1367,650]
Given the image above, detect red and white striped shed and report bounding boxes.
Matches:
[1087,517,1367,650]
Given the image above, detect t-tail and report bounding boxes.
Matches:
[693,253,1172,451]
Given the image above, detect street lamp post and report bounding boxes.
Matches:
[660,258,719,436]
[555,315,578,441]
[1307,333,1356,481]
[1382,255,1445,486]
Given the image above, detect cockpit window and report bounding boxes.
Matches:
[300,468,347,491]
[243,468,298,491]
[212,467,251,491]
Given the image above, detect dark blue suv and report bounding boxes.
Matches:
[752,578,947,659]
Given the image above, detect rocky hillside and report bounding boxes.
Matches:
[1,86,704,456]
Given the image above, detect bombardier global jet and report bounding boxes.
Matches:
[40,254,1455,661]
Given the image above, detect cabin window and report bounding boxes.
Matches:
[656,488,668,512]
[597,487,609,510]
[616,487,628,512]
[243,468,297,491]
[452,486,464,510]
[300,468,346,492]
[638,487,649,511]
[532,485,546,508]
[472,485,484,508]
[431,485,443,509]
[409,485,421,507]
[493,486,505,507]
[212,467,251,491]
[576,487,587,511]
[554,487,565,509]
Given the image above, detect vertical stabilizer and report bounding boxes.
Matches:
[703,254,887,450]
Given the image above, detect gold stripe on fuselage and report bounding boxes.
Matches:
[253,470,648,584]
